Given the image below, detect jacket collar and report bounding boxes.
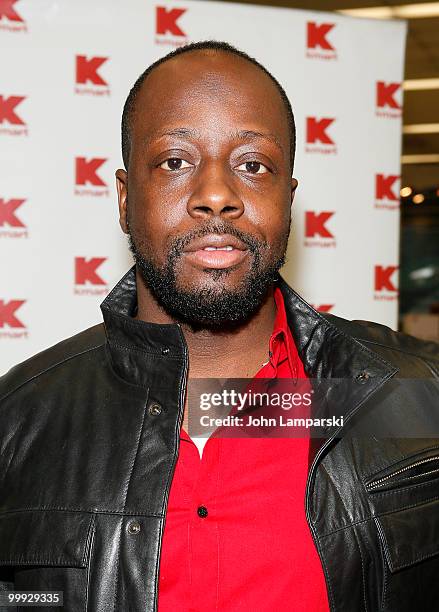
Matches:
[101,266,398,438]
[276,274,398,459]
[276,274,397,380]
[100,265,187,359]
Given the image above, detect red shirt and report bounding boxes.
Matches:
[157,287,329,611]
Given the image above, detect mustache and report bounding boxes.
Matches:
[169,220,269,257]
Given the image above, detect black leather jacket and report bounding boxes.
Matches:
[1,266,439,612]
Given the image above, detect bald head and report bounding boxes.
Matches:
[121,41,295,173]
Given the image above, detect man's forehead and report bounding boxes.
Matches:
[132,50,289,138]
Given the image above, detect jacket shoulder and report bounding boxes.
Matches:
[321,312,439,370]
[0,324,106,402]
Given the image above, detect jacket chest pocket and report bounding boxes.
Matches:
[364,449,439,571]
[0,510,95,612]
[374,498,439,572]
[364,450,439,610]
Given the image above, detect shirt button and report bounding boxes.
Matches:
[197,505,208,518]
[161,346,170,355]
[148,402,162,416]
[127,520,141,534]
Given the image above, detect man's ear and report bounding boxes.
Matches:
[115,169,128,234]
[290,177,298,211]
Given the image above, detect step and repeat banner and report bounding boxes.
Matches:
[0,0,406,373]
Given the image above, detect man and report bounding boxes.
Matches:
[1,40,438,612]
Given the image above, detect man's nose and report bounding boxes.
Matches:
[186,161,245,219]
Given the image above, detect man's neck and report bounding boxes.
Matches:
[134,268,277,379]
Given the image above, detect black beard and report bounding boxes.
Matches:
[127,219,289,329]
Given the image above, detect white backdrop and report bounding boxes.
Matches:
[0,0,407,373]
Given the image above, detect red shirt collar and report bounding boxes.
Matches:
[260,285,299,381]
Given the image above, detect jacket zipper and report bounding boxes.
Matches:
[365,455,439,492]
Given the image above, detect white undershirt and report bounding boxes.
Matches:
[191,435,210,459]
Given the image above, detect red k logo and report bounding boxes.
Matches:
[0,299,25,328]
[0,198,25,227]
[375,266,398,292]
[156,6,186,36]
[306,118,335,144]
[376,82,401,109]
[376,174,399,201]
[75,157,107,186]
[313,304,334,313]
[76,56,108,86]
[0,0,23,21]
[0,95,25,125]
[307,22,335,50]
[305,212,334,238]
[75,257,107,286]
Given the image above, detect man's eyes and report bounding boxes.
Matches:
[159,158,270,174]
[159,158,193,171]
[236,161,269,174]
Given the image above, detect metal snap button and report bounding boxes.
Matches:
[148,403,162,416]
[127,520,141,534]
[161,346,170,355]
[355,371,370,384]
